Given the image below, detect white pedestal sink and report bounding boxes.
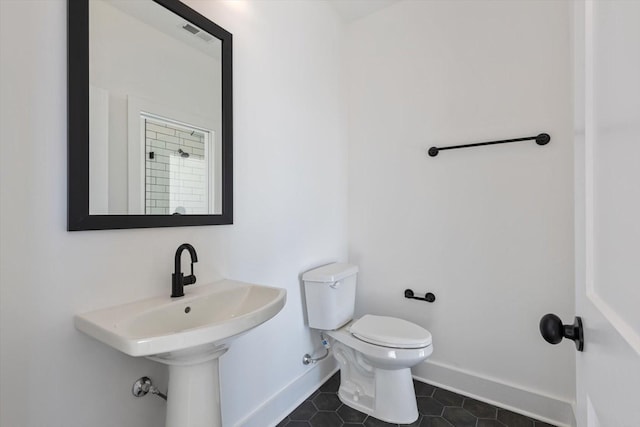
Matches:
[75,279,286,427]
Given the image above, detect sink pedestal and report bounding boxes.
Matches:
[149,344,229,427]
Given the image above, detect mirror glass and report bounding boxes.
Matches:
[68,0,232,230]
[90,0,221,215]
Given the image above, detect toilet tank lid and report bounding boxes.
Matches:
[302,263,358,283]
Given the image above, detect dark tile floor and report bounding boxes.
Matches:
[276,372,556,427]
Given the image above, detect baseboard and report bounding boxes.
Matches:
[233,356,338,427]
[413,360,576,427]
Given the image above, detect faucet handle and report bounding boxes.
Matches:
[183,262,197,286]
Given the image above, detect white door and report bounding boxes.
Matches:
[573,1,640,426]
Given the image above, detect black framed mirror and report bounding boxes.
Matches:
[68,0,232,230]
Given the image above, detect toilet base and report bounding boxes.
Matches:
[332,341,420,424]
[338,367,419,424]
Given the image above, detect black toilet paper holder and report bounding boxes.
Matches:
[404,289,436,303]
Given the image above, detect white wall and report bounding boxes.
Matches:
[347,0,575,423]
[0,1,346,427]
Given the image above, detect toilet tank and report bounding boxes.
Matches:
[302,263,359,330]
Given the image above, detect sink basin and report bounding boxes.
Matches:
[75,279,286,357]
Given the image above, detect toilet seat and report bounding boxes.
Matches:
[349,314,432,349]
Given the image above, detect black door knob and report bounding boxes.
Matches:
[539,313,584,352]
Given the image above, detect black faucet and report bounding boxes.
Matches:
[172,243,198,297]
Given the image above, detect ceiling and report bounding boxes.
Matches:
[329,0,402,23]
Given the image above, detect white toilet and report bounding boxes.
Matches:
[302,263,433,424]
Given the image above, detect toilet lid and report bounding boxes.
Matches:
[349,315,432,349]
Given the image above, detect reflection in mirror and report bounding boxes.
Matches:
[141,114,220,215]
[68,0,232,230]
[89,0,222,215]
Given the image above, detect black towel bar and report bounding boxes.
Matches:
[428,133,550,157]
